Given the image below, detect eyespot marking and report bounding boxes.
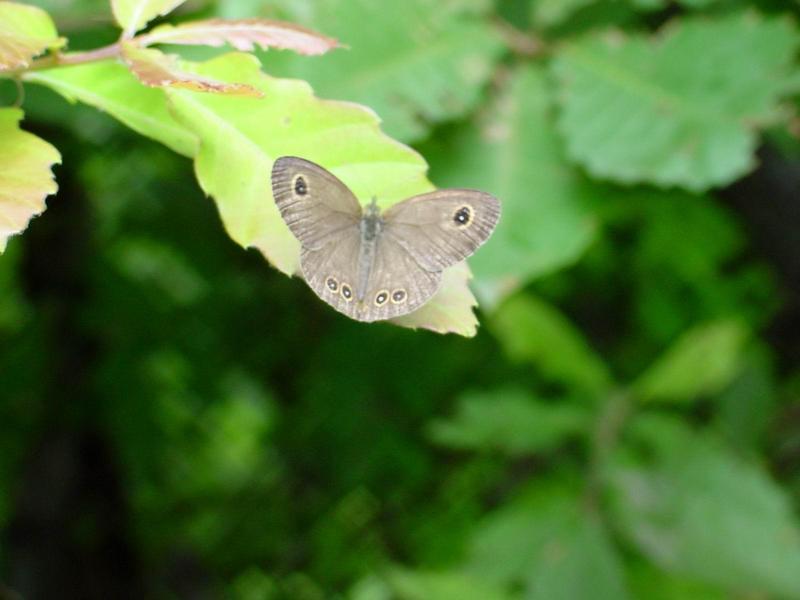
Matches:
[293,174,308,196]
[391,289,407,304]
[341,283,353,301]
[453,205,473,228]
[375,290,389,306]
[326,277,338,292]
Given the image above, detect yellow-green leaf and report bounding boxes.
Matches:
[25,60,197,156]
[166,53,481,335]
[0,108,60,252]
[0,1,65,70]
[392,262,478,336]
[111,0,186,37]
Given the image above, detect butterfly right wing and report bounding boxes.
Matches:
[271,156,362,250]
[382,189,500,272]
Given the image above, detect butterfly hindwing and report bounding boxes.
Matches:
[354,236,442,322]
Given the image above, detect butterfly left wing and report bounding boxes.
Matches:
[300,232,364,318]
[381,189,500,272]
[271,156,362,250]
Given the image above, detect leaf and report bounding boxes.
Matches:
[428,388,589,455]
[111,0,187,37]
[121,43,262,96]
[552,13,799,191]
[0,1,65,70]
[610,416,800,598]
[24,60,197,156]
[0,107,60,253]
[392,262,479,336]
[263,0,505,142]
[466,483,629,599]
[165,52,480,335]
[138,18,339,56]
[382,569,515,600]
[492,294,613,394]
[632,320,748,404]
[713,351,776,451]
[611,190,774,347]
[626,561,727,600]
[424,66,598,307]
[531,0,596,28]
[525,513,629,600]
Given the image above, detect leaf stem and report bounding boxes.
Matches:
[1,43,122,78]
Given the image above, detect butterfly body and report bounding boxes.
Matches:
[271,157,500,322]
[355,200,382,302]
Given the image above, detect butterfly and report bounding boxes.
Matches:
[271,156,500,322]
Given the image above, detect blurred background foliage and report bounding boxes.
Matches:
[1,0,800,598]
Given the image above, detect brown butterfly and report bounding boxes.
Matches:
[271,157,500,322]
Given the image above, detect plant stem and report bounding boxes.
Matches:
[1,42,121,78]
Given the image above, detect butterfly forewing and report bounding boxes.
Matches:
[382,189,500,272]
[271,156,362,250]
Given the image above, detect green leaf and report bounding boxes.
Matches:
[610,416,800,598]
[111,0,187,37]
[626,561,727,600]
[531,0,596,28]
[713,350,776,451]
[467,483,629,599]
[262,0,505,142]
[428,388,589,455]
[492,293,612,394]
[0,107,60,253]
[633,320,748,404]
[424,66,598,306]
[0,1,65,70]
[382,569,515,600]
[530,0,721,29]
[526,514,628,600]
[25,60,197,156]
[166,52,480,335]
[553,13,799,191]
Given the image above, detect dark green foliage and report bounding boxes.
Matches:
[1,0,800,599]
